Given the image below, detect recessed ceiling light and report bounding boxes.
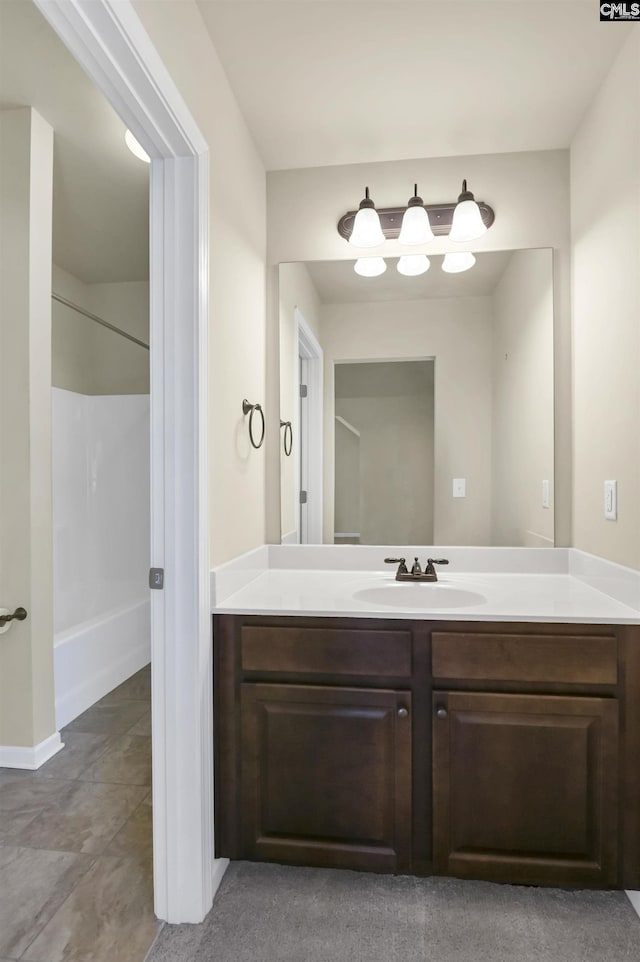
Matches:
[125,129,150,164]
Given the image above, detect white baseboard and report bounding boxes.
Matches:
[0,731,64,770]
[625,890,640,920]
[211,857,229,902]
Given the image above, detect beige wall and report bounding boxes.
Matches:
[491,249,554,546]
[0,108,56,748]
[278,262,322,539]
[52,265,149,395]
[571,33,640,570]
[267,148,572,547]
[320,297,493,545]
[335,361,434,545]
[134,0,267,566]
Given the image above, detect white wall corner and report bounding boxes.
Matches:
[625,890,640,921]
[211,857,229,902]
[0,731,63,770]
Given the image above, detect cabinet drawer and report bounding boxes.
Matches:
[240,625,412,678]
[431,632,617,685]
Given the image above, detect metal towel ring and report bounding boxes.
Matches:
[242,399,265,449]
[280,420,293,457]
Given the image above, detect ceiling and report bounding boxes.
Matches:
[0,2,629,284]
[304,250,514,303]
[0,0,149,284]
[197,0,630,171]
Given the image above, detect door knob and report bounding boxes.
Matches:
[0,607,27,630]
[397,707,409,718]
[435,706,448,719]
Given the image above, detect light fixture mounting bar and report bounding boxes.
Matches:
[337,201,495,241]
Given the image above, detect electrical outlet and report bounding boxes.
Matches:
[604,480,617,521]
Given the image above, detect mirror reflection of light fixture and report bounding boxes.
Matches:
[449,180,487,242]
[354,257,387,277]
[397,254,430,276]
[124,129,150,163]
[398,185,434,245]
[442,251,476,274]
[348,187,385,248]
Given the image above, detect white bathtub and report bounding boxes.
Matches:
[54,596,150,729]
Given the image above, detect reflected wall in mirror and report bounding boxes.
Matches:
[279,249,554,548]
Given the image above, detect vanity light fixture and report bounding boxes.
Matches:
[348,187,385,248]
[337,182,494,243]
[398,185,434,245]
[442,251,476,273]
[448,180,487,243]
[354,256,387,277]
[124,129,150,163]
[397,254,430,276]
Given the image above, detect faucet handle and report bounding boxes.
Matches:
[384,557,408,573]
[411,557,422,575]
[427,558,449,565]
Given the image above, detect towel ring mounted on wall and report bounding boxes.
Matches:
[280,420,293,457]
[242,399,265,449]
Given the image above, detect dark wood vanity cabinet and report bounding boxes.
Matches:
[432,690,619,886]
[240,683,412,872]
[214,616,640,890]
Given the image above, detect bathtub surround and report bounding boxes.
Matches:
[0,107,57,758]
[52,388,150,728]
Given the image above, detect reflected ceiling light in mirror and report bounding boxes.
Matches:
[449,179,487,242]
[124,129,150,163]
[397,254,430,276]
[348,187,385,248]
[398,185,434,245]
[442,251,476,274]
[354,257,387,277]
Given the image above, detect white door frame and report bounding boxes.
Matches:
[34,0,218,923]
[295,309,323,543]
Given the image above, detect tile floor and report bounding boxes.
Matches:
[0,666,161,962]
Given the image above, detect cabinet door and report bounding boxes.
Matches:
[241,683,412,872]
[432,691,618,886]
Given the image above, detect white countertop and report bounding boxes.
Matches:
[213,567,640,624]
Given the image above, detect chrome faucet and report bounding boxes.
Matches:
[384,557,449,582]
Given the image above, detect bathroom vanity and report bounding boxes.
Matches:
[212,550,640,890]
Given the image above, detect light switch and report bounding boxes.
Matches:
[604,480,617,520]
[542,480,550,509]
[453,478,466,498]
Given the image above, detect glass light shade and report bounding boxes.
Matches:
[349,206,385,247]
[397,254,430,277]
[398,205,434,245]
[354,257,387,277]
[449,199,486,242]
[125,129,150,163]
[442,251,476,274]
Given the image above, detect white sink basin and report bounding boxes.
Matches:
[352,583,487,609]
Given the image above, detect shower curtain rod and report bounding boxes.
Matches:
[51,292,150,351]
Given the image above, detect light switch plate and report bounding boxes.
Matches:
[453,478,466,498]
[542,480,550,509]
[604,480,617,520]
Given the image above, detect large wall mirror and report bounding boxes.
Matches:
[279,248,554,548]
